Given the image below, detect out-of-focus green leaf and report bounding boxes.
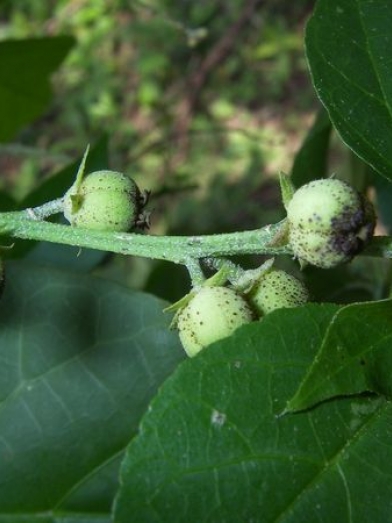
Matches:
[25,240,110,272]
[306,0,392,181]
[304,256,391,304]
[114,304,392,523]
[291,106,331,187]
[144,261,190,303]
[0,262,184,523]
[0,189,16,212]
[374,175,392,234]
[0,36,75,142]
[286,300,392,413]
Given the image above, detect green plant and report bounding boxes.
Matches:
[3,2,392,523]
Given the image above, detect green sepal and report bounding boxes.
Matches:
[164,290,196,315]
[164,289,199,330]
[73,144,90,190]
[203,265,230,287]
[164,265,230,329]
[279,171,296,211]
[69,193,83,214]
[66,144,91,206]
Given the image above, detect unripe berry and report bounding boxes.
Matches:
[247,269,308,317]
[177,286,253,357]
[286,179,375,269]
[63,171,149,232]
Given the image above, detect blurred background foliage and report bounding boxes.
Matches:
[2,0,383,303]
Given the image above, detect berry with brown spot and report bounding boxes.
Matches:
[286,178,375,268]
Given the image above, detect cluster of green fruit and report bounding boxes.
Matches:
[174,268,309,357]
[61,169,376,358]
[176,178,376,357]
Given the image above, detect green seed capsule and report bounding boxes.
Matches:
[177,286,253,357]
[286,179,375,269]
[247,269,308,317]
[63,170,149,232]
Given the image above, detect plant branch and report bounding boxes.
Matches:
[0,204,390,267]
[24,198,64,220]
[0,209,290,263]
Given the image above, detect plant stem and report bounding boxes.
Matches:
[0,209,290,263]
[185,258,205,287]
[24,198,65,220]
[0,206,391,265]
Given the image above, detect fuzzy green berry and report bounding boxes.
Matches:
[247,269,308,317]
[177,286,253,357]
[286,178,375,269]
[63,170,149,232]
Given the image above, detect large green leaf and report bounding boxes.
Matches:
[306,0,392,180]
[0,262,185,523]
[0,36,75,142]
[114,304,392,522]
[286,300,392,413]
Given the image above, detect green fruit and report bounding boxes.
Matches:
[286,178,375,269]
[177,286,253,357]
[248,269,308,317]
[63,170,149,232]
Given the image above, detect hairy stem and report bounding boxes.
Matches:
[0,208,290,263]
[24,198,65,220]
[0,205,390,266]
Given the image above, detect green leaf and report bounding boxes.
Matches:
[304,256,391,304]
[306,0,392,180]
[144,261,189,303]
[25,241,110,273]
[286,300,392,413]
[291,106,332,187]
[0,262,185,523]
[0,189,17,212]
[0,36,75,142]
[278,172,295,210]
[114,304,392,522]
[374,175,392,234]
